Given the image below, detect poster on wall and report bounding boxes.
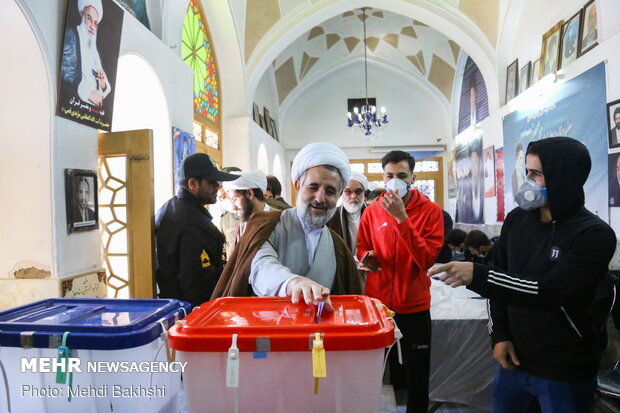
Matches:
[455,135,484,224]
[457,57,489,133]
[495,148,505,222]
[116,0,150,30]
[483,145,496,197]
[56,0,124,131]
[172,127,196,195]
[447,151,456,198]
[502,63,608,221]
[65,169,98,234]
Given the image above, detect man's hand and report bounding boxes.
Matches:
[95,69,107,91]
[286,276,333,311]
[493,341,521,370]
[360,250,381,272]
[380,190,408,223]
[88,90,103,106]
[427,261,474,287]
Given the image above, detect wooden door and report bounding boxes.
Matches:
[98,129,155,298]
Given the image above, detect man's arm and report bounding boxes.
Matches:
[178,226,222,306]
[249,231,300,297]
[249,231,333,308]
[432,227,617,309]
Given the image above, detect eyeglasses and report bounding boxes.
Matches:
[343,188,364,196]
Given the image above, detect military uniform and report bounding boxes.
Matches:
[155,187,226,307]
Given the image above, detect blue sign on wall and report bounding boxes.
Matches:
[502,63,608,222]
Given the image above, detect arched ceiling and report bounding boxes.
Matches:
[272,7,461,106]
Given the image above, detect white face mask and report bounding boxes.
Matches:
[385,178,410,198]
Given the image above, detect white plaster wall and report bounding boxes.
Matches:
[16,0,192,279]
[254,67,281,123]
[281,63,451,150]
[112,54,172,212]
[0,0,53,278]
[249,122,288,199]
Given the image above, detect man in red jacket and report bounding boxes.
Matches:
[357,151,444,413]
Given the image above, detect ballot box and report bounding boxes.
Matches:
[169,295,396,413]
[0,298,190,413]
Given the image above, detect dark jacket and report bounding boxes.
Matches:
[155,187,226,307]
[468,137,617,381]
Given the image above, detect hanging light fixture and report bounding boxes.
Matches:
[346,8,388,137]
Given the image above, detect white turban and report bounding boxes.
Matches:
[349,172,368,191]
[291,142,351,187]
[78,0,103,20]
[223,170,267,193]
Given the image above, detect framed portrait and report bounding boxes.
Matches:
[252,103,260,124]
[269,117,279,141]
[259,114,266,130]
[518,61,531,94]
[541,21,563,78]
[531,59,541,85]
[579,0,598,56]
[561,12,580,68]
[65,169,98,234]
[505,59,518,103]
[263,107,271,134]
[607,99,620,149]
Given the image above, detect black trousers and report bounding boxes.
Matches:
[389,310,432,413]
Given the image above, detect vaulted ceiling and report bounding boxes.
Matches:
[271,8,462,106]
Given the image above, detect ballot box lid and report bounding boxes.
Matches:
[168,295,395,352]
[0,298,191,349]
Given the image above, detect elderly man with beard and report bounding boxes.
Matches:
[327,172,368,255]
[223,170,270,253]
[60,0,111,107]
[212,142,363,308]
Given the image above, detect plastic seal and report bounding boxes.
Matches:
[226,334,240,388]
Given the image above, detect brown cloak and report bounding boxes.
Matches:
[211,210,363,298]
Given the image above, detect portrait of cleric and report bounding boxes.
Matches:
[57,0,124,131]
[65,170,99,233]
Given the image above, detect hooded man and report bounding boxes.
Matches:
[357,150,444,413]
[327,171,368,255]
[211,142,362,308]
[223,170,270,253]
[60,0,111,107]
[430,137,616,413]
[155,153,238,307]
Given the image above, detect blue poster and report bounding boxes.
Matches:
[172,127,196,195]
[502,63,608,222]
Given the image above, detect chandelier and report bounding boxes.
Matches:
[346,8,388,137]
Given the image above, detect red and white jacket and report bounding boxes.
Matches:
[357,190,444,314]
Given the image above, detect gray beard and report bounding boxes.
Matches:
[297,200,337,228]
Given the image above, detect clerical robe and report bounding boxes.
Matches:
[211,209,362,298]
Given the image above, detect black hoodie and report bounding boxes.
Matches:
[468,137,617,381]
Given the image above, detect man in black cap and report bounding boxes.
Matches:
[155,153,238,307]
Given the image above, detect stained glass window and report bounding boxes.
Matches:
[182,0,220,124]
